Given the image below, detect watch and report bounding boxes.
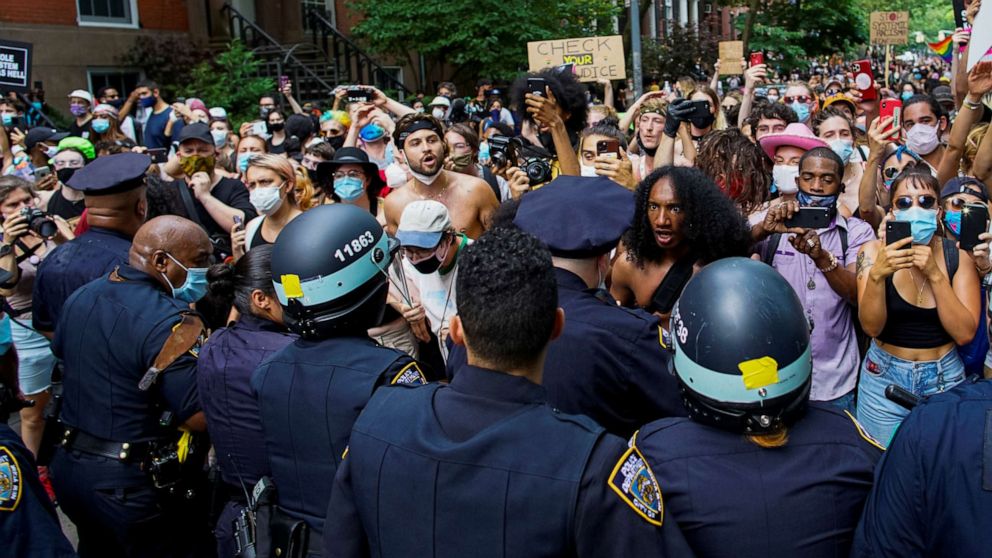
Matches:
[0,244,13,258]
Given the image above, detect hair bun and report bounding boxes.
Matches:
[207,263,236,298]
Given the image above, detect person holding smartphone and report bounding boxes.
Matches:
[576,124,635,190]
[755,147,875,413]
[855,167,980,446]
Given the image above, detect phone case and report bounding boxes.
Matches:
[960,204,989,251]
[853,60,877,101]
[886,221,912,245]
[785,208,831,230]
[880,100,902,135]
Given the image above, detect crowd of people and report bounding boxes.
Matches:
[1,7,992,556]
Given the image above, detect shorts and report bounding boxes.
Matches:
[11,315,56,395]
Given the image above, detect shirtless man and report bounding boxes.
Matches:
[611,166,751,331]
[385,114,498,239]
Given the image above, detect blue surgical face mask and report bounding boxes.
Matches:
[162,253,209,303]
[894,206,938,245]
[943,210,961,238]
[901,91,913,102]
[829,139,854,164]
[791,101,810,123]
[334,176,365,202]
[237,153,255,173]
[91,118,110,134]
[797,190,839,208]
[0,114,11,127]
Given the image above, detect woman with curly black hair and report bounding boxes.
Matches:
[510,68,586,177]
[611,165,752,330]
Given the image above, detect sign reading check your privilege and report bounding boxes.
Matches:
[527,35,626,82]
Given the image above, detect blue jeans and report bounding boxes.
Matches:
[822,389,856,415]
[856,342,965,447]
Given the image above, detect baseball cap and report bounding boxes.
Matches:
[208,107,228,120]
[941,176,989,202]
[177,122,214,145]
[67,89,94,104]
[24,127,69,151]
[428,96,451,108]
[397,200,451,249]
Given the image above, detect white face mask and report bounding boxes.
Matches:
[211,129,228,148]
[905,123,941,155]
[403,153,441,186]
[773,165,800,194]
[580,163,598,177]
[431,108,446,120]
[44,145,59,158]
[249,184,283,215]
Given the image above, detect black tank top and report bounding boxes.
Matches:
[876,238,958,349]
[46,189,85,221]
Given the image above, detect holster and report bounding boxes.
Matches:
[255,504,309,558]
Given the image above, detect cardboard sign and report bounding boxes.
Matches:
[0,40,31,92]
[869,12,909,45]
[970,0,992,71]
[718,41,744,75]
[527,35,626,82]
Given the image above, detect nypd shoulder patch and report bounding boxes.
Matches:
[0,446,22,512]
[608,437,664,526]
[844,410,886,451]
[391,362,427,385]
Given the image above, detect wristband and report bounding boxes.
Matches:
[817,252,839,273]
[964,98,982,110]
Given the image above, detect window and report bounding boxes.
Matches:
[77,0,138,28]
[704,3,713,13]
[87,68,142,99]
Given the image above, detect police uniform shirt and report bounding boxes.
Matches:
[447,267,686,438]
[197,313,296,488]
[32,226,131,332]
[53,265,201,440]
[638,404,883,558]
[251,335,425,536]
[324,364,694,558]
[852,380,992,558]
[0,423,77,558]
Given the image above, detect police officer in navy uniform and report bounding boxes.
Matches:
[324,227,694,557]
[49,215,213,558]
[0,315,77,557]
[197,245,297,557]
[852,378,992,557]
[447,175,685,438]
[253,204,427,556]
[32,152,150,334]
[637,258,883,558]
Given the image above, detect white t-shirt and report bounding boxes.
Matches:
[400,237,472,358]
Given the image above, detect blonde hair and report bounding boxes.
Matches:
[746,427,789,448]
[247,153,303,207]
[962,123,989,174]
[293,165,317,211]
[635,97,669,123]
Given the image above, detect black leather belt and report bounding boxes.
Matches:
[60,428,154,463]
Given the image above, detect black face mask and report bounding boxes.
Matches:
[105,98,124,110]
[327,135,345,151]
[267,122,284,134]
[636,134,658,157]
[56,167,77,185]
[412,253,443,274]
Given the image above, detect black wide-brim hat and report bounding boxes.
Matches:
[313,147,386,197]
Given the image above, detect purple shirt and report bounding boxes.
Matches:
[759,217,875,400]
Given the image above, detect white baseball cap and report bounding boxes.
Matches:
[208,107,228,120]
[428,96,451,108]
[67,89,93,104]
[396,200,451,249]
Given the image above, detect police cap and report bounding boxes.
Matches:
[66,152,151,196]
[513,175,634,258]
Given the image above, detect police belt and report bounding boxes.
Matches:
[60,427,155,463]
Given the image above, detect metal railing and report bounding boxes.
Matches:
[306,8,412,99]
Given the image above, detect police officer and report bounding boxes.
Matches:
[637,258,883,558]
[32,152,150,334]
[324,227,693,557]
[253,204,427,556]
[447,175,685,437]
[0,315,76,557]
[49,215,213,557]
[852,377,992,556]
[197,245,297,557]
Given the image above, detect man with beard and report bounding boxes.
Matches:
[610,166,752,334]
[384,114,499,239]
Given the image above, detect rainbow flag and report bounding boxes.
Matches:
[928,36,954,63]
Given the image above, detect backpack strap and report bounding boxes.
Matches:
[138,312,207,391]
[941,237,959,281]
[481,165,502,202]
[647,254,696,314]
[761,233,781,267]
[837,218,848,265]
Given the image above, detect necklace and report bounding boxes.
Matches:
[419,177,449,202]
[909,269,930,306]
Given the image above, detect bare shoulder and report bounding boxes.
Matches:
[452,171,497,203]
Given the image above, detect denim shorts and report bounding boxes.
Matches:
[856,341,964,447]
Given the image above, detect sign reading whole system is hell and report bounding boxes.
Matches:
[527,35,626,82]
[869,11,909,45]
[0,40,31,92]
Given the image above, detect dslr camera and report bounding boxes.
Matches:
[488,136,553,186]
[20,208,57,239]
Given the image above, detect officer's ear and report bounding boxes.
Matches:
[549,307,565,342]
[151,250,171,273]
[251,288,274,314]
[449,315,466,346]
[136,196,148,222]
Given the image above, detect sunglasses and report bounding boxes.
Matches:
[783,96,812,105]
[882,167,903,180]
[946,193,983,209]
[894,194,937,211]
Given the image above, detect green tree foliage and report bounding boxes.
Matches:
[117,35,210,100]
[179,41,275,126]
[347,0,620,87]
[640,23,719,81]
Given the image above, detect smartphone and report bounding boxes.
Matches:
[233,215,243,231]
[278,75,289,89]
[689,100,711,119]
[596,139,621,159]
[33,166,52,180]
[852,60,877,101]
[785,207,832,230]
[251,121,269,137]
[749,52,764,67]
[879,99,902,135]
[345,86,371,104]
[147,147,168,164]
[886,220,912,245]
[527,77,547,97]
[959,203,989,251]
